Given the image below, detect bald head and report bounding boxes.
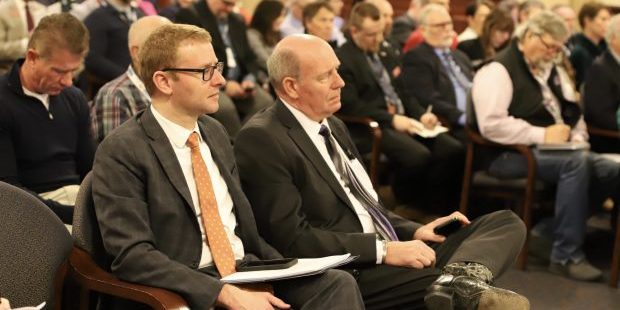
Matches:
[268,34,344,121]
[268,34,332,92]
[365,0,394,35]
[128,16,171,67]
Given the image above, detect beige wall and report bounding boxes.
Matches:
[239,0,262,13]
[541,0,619,11]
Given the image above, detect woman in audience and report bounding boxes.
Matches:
[247,0,285,72]
[302,1,338,48]
[458,8,514,70]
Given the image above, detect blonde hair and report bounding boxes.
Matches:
[139,24,212,95]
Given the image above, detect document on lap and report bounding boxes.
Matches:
[410,119,449,138]
[536,141,590,151]
[221,254,357,284]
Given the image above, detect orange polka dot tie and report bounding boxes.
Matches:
[187,132,236,276]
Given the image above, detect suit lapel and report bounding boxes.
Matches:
[139,109,194,211]
[275,102,354,208]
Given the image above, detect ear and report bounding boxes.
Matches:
[129,45,140,63]
[25,48,39,64]
[281,76,299,99]
[153,71,173,96]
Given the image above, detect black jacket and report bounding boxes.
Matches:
[176,1,263,82]
[336,39,425,128]
[402,42,473,126]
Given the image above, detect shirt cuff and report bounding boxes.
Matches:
[376,240,384,264]
[529,126,547,144]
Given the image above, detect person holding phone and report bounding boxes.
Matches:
[235,33,529,310]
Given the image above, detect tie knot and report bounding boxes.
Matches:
[186,132,200,149]
[318,125,331,138]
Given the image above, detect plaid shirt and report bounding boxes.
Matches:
[91,66,150,142]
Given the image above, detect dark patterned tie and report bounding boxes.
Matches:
[367,53,405,115]
[319,125,398,241]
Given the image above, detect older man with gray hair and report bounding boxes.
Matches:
[473,11,620,282]
[583,14,620,153]
[235,33,529,310]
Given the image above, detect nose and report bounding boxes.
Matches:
[334,71,345,89]
[59,72,73,88]
[211,68,226,88]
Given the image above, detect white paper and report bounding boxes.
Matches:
[536,141,590,151]
[410,119,449,138]
[221,254,355,284]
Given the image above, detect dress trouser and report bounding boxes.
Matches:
[350,210,525,310]
[379,128,464,213]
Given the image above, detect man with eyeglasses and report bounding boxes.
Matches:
[176,0,273,132]
[337,2,464,215]
[91,23,365,310]
[473,11,620,282]
[0,13,94,224]
[402,3,474,142]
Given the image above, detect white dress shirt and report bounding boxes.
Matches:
[472,61,587,145]
[281,100,384,264]
[151,105,245,269]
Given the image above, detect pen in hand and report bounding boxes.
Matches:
[425,105,433,114]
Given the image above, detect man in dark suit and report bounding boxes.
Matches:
[92,23,364,309]
[175,0,273,126]
[234,33,529,310]
[336,2,463,213]
[402,3,474,142]
[583,14,620,154]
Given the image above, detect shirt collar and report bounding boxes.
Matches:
[280,99,328,137]
[127,65,150,100]
[150,105,200,149]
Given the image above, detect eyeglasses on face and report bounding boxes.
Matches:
[535,34,563,53]
[427,21,453,30]
[161,62,224,82]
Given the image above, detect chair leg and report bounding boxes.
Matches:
[610,210,620,288]
[518,196,535,270]
[459,143,474,215]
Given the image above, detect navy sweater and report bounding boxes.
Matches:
[0,60,95,203]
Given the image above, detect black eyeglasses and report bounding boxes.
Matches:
[161,62,224,81]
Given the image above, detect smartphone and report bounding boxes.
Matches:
[237,258,298,272]
[433,218,461,236]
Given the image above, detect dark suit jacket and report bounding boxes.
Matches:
[84,5,144,81]
[234,101,421,265]
[92,108,281,308]
[583,50,620,152]
[336,39,425,129]
[176,1,262,82]
[402,42,473,126]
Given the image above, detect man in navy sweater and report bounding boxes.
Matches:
[0,13,95,223]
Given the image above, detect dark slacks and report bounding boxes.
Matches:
[379,128,464,213]
[273,269,365,309]
[348,210,525,310]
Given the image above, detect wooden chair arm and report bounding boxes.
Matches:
[588,126,620,139]
[68,247,189,310]
[465,126,537,179]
